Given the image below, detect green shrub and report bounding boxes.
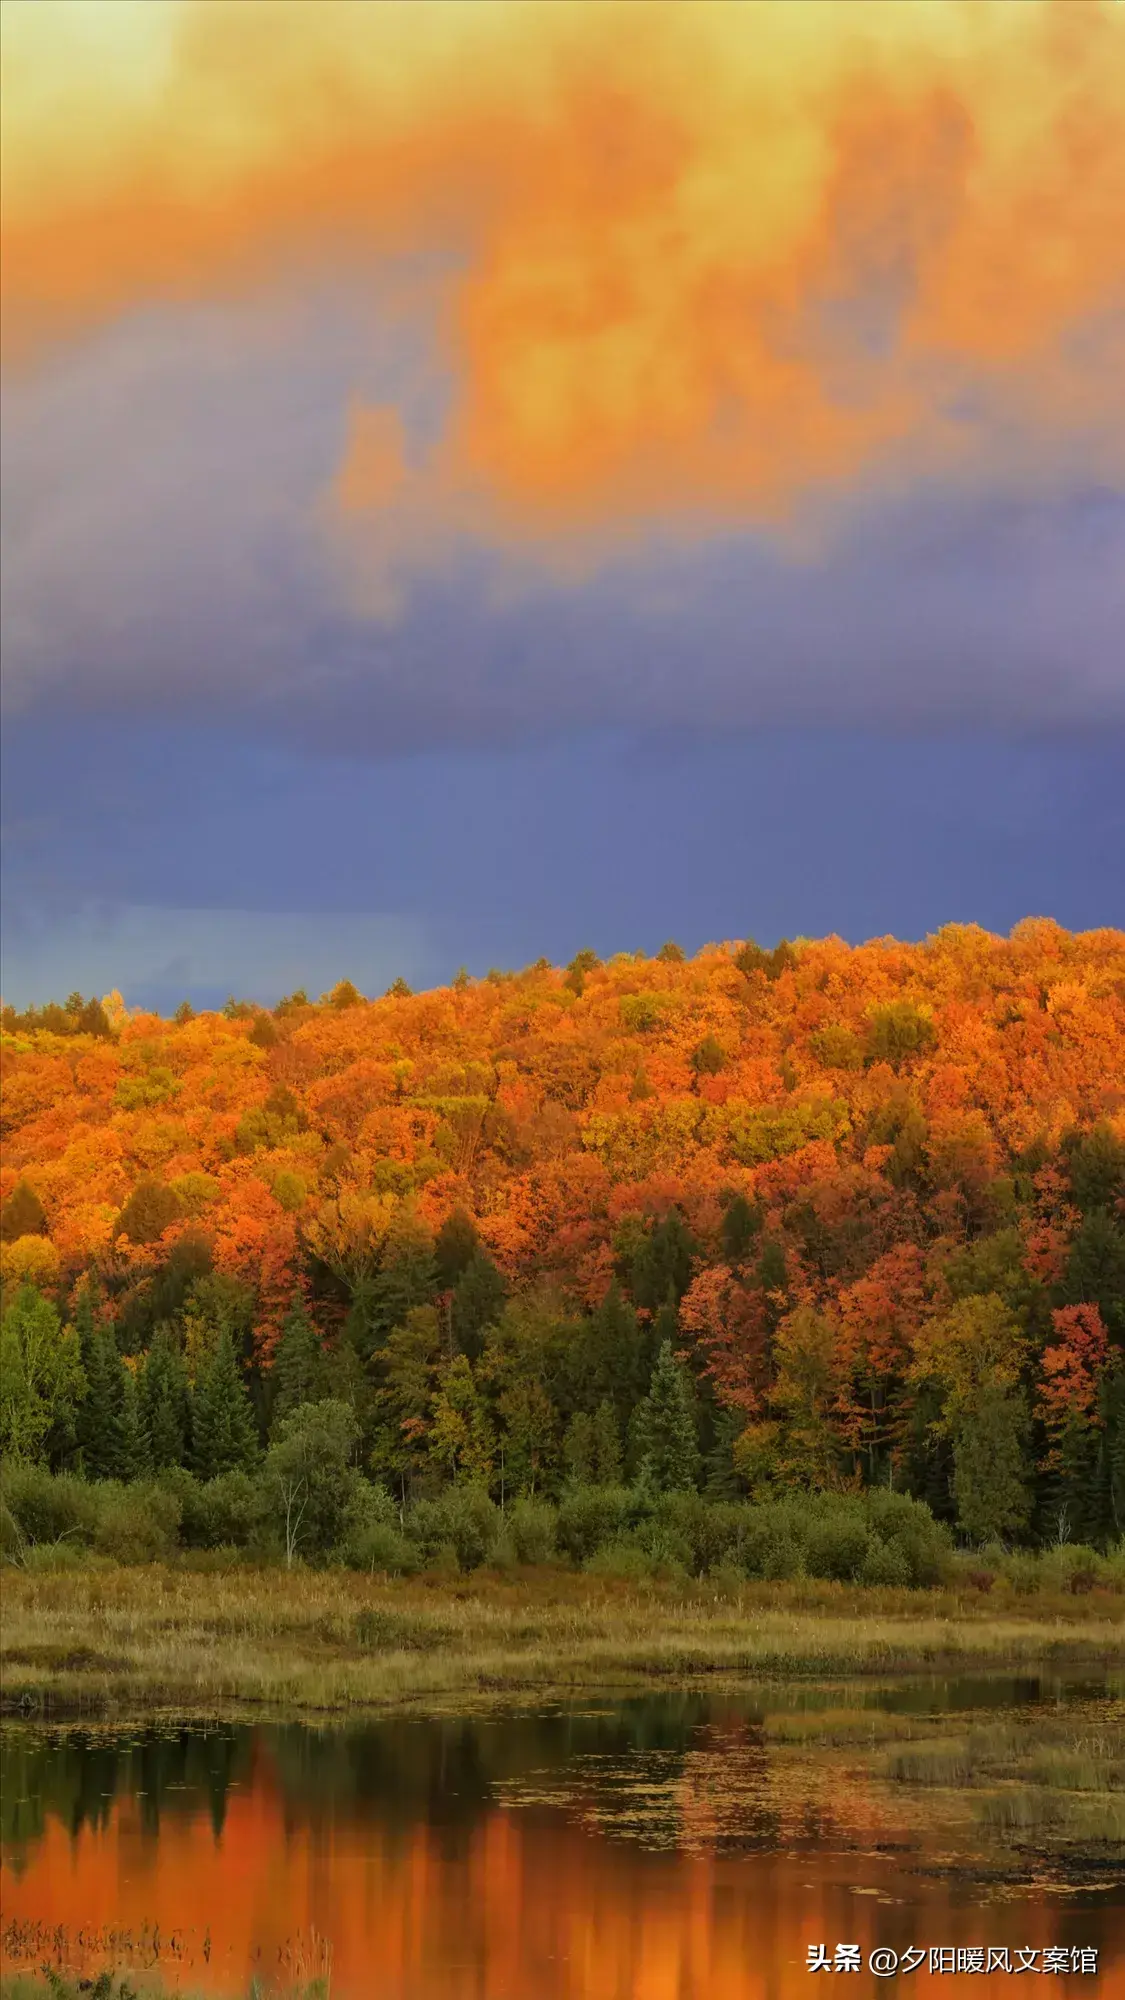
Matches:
[408,1484,498,1571]
[556,1484,633,1564]
[175,1469,265,1550]
[335,1480,405,1576]
[684,1499,752,1573]
[859,1536,912,1588]
[487,1525,519,1570]
[648,1491,746,1574]
[1001,1551,1042,1595]
[863,1489,950,1585]
[345,1519,420,1575]
[15,1538,92,1573]
[740,1510,804,1581]
[645,1532,693,1580]
[802,1507,870,1582]
[427,1538,462,1577]
[1038,1543,1106,1596]
[340,1478,399,1543]
[631,1516,694,1576]
[707,1558,747,1596]
[585,1540,659,1583]
[0,1464,99,1551]
[508,1497,557,1565]
[91,1480,181,1563]
[1101,1539,1125,1590]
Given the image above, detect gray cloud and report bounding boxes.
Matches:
[2,287,1123,751]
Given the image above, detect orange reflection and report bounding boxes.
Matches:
[2,1727,1121,2000]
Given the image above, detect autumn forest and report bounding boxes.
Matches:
[3,920,1124,1571]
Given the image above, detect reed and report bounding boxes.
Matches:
[886,1742,974,1786]
[2,1564,1121,1719]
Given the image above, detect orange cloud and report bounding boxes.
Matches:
[3,0,1123,544]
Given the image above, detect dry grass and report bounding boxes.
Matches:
[2,1564,1122,1719]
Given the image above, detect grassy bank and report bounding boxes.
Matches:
[2,1564,1122,1720]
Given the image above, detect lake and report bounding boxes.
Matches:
[2,1672,1122,1997]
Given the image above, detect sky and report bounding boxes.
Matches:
[2,0,1123,1012]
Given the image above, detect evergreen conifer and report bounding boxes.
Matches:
[78,1321,128,1480]
[434,1208,479,1290]
[951,1386,1030,1545]
[1061,1211,1125,1342]
[191,1329,260,1479]
[590,1398,622,1484]
[270,1294,328,1431]
[631,1339,701,1492]
[0,1179,48,1243]
[562,1410,596,1484]
[370,1220,436,1347]
[451,1251,506,1361]
[719,1193,761,1266]
[141,1324,190,1469]
[117,1364,151,1479]
[628,1210,695,1311]
[590,1280,648,1424]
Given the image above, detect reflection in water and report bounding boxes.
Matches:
[1,1679,1122,1999]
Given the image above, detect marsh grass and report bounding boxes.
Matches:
[977,1788,1065,1831]
[1060,1793,1125,1844]
[2,1565,1122,1719]
[886,1742,974,1786]
[1027,1748,1119,1792]
[867,1703,1125,1855]
[761,1707,922,1746]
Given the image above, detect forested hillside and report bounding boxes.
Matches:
[3,920,1124,1548]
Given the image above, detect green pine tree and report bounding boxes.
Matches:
[269,1294,328,1432]
[72,1278,99,1378]
[451,1251,507,1362]
[757,1237,789,1294]
[627,1210,696,1312]
[0,1179,49,1243]
[631,1339,701,1493]
[141,1324,190,1470]
[590,1398,622,1484]
[1061,1211,1125,1342]
[367,1216,437,1351]
[703,1404,744,1499]
[190,1329,260,1480]
[78,1321,128,1480]
[562,1410,596,1485]
[951,1386,1031,1545]
[719,1192,761,1267]
[434,1208,480,1290]
[1096,1359,1125,1542]
[586,1281,648,1427]
[650,1287,680,1370]
[1049,1409,1101,1546]
[117,1365,151,1479]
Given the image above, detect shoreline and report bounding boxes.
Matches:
[3,1565,1122,1723]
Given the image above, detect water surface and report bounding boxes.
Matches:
[2,1672,1122,1998]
